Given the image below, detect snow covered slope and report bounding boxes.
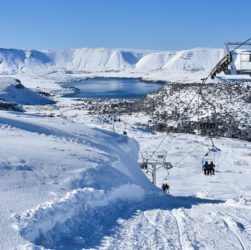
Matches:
[0,77,52,106]
[0,111,155,249]
[1,110,251,249]
[0,47,225,79]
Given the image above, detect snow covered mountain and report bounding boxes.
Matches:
[0,47,224,77]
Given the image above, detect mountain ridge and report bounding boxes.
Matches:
[0,47,224,76]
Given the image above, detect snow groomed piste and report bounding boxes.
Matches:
[0,41,251,249]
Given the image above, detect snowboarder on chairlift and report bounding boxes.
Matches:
[209,161,215,175]
[203,161,210,175]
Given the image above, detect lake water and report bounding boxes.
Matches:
[63,77,164,99]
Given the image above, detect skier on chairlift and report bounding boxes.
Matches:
[203,161,210,175]
[209,161,215,175]
[162,179,169,193]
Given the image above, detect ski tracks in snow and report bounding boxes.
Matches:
[217,209,251,250]
[221,215,245,250]
[101,209,180,249]
[142,209,182,249]
[14,193,251,249]
[172,209,192,250]
[101,206,205,249]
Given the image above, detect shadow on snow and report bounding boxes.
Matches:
[33,194,224,250]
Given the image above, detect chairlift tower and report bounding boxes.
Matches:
[210,39,251,79]
[139,151,173,185]
[223,41,251,76]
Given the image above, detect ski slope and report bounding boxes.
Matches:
[0,111,155,249]
[0,110,251,249]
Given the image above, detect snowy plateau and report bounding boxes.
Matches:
[0,47,251,250]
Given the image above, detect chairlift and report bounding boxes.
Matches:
[163,162,173,170]
[210,38,251,78]
[157,154,165,159]
[161,161,173,194]
[139,151,171,186]
[140,162,148,170]
[201,145,217,175]
[161,176,170,194]
[199,122,217,130]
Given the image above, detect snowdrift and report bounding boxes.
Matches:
[0,77,52,106]
[0,111,156,249]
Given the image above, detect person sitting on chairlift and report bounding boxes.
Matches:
[209,161,215,175]
[162,183,169,193]
[203,161,210,175]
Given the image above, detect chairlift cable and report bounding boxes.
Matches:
[147,38,250,164]
[150,87,201,159]
[150,76,211,161]
[150,82,209,161]
[209,136,215,148]
[173,136,210,168]
[230,37,251,53]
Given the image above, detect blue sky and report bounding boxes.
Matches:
[0,0,250,50]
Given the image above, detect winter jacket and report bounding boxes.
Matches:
[203,163,210,170]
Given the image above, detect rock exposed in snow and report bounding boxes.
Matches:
[79,81,251,141]
[0,99,24,112]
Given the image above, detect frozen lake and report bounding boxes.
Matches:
[63,77,164,99]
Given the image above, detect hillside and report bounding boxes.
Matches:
[0,77,53,112]
[0,47,226,82]
[0,77,52,105]
[0,111,156,249]
[0,111,251,249]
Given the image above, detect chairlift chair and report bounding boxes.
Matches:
[140,162,148,170]
[161,176,170,194]
[201,145,217,175]
[202,158,215,168]
[163,162,173,170]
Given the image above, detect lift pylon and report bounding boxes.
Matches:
[139,151,173,185]
[210,39,251,79]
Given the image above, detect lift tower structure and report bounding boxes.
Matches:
[210,38,251,79]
